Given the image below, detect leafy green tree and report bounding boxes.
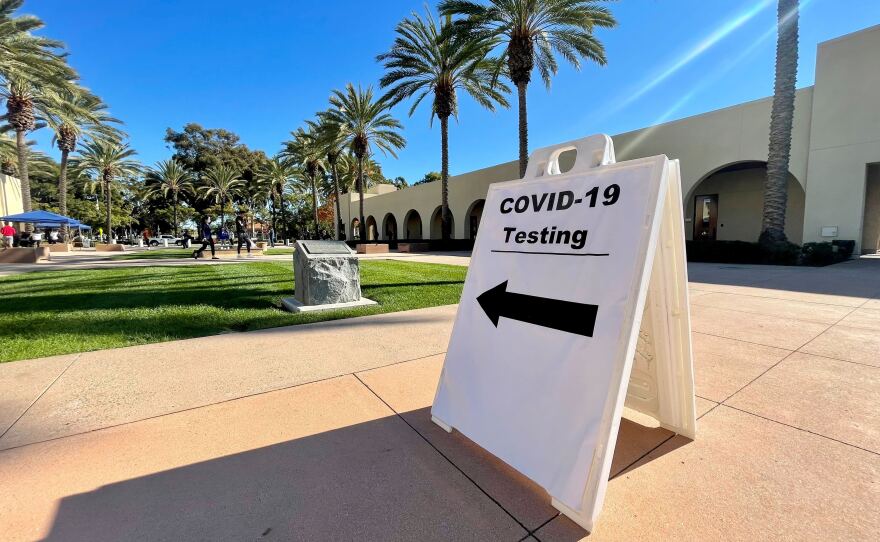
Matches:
[74,139,141,241]
[439,0,616,177]
[0,0,77,214]
[145,159,193,236]
[414,171,441,185]
[323,84,405,241]
[200,164,244,231]
[378,8,508,239]
[392,176,408,189]
[760,0,799,245]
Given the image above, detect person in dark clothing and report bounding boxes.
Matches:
[235,210,251,256]
[193,215,218,259]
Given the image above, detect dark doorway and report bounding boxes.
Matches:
[694,194,718,241]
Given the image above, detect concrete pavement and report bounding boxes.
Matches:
[1,260,878,540]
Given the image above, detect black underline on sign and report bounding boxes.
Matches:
[490,249,610,257]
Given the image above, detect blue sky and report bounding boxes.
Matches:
[28,0,880,182]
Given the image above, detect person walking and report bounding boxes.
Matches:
[193,215,218,260]
[235,210,251,257]
[268,226,275,248]
[1,222,14,248]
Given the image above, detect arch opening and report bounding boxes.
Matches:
[466,199,485,239]
[430,206,455,240]
[382,213,398,241]
[365,216,378,241]
[350,218,360,240]
[685,161,805,244]
[403,210,422,240]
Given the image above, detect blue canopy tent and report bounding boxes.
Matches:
[1,210,93,242]
[0,209,82,226]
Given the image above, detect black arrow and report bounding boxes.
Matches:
[476,280,598,337]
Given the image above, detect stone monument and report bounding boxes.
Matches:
[281,240,377,312]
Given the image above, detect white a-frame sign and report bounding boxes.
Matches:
[431,134,696,532]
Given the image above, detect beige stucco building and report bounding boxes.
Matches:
[341,25,880,254]
[0,174,24,218]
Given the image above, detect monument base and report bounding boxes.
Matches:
[281,296,377,313]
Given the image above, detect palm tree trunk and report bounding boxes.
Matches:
[517,82,529,179]
[58,148,70,241]
[279,193,287,241]
[220,196,226,234]
[760,0,799,245]
[310,175,319,239]
[173,191,179,237]
[15,130,32,231]
[104,175,113,243]
[440,115,451,241]
[357,154,366,242]
[331,161,342,240]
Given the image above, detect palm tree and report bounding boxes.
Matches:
[0,0,77,214]
[760,0,799,246]
[260,156,296,239]
[145,159,193,236]
[282,127,325,239]
[322,84,406,241]
[310,116,348,239]
[46,86,122,239]
[378,9,509,240]
[200,164,244,232]
[74,139,140,242]
[439,0,616,177]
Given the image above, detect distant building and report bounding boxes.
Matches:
[340,24,880,254]
[0,174,24,218]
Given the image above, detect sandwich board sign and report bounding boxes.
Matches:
[431,134,696,532]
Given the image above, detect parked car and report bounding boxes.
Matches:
[147,234,182,247]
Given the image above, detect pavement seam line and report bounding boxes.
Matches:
[0,351,447,454]
[351,373,534,537]
[690,290,870,310]
[694,303,843,327]
[0,353,81,441]
[720,404,880,456]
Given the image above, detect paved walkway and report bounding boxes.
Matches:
[0,260,878,540]
[0,250,473,276]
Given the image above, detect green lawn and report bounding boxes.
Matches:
[0,260,466,362]
[263,247,295,255]
[110,248,195,260]
[108,247,296,259]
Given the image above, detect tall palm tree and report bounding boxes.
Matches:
[323,84,405,241]
[0,0,77,214]
[145,159,193,236]
[46,86,122,238]
[74,139,140,242]
[439,0,616,177]
[760,0,799,246]
[282,127,325,239]
[260,156,296,239]
[200,164,244,232]
[378,9,509,240]
[310,116,348,239]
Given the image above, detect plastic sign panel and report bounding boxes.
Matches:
[432,135,696,532]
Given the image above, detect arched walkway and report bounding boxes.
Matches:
[466,199,485,239]
[404,210,422,240]
[350,218,360,240]
[382,213,398,240]
[365,216,378,241]
[430,206,455,239]
[686,161,805,244]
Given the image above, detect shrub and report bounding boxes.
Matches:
[801,241,854,266]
